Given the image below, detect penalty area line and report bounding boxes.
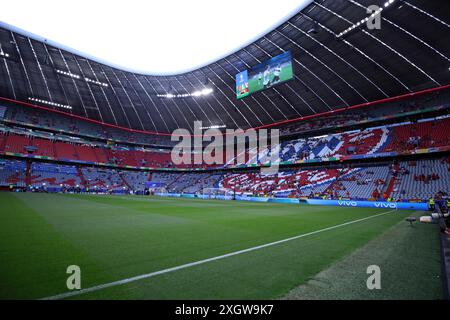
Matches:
[41,209,396,300]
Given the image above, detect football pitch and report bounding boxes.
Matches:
[0,193,442,300]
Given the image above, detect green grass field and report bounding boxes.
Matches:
[0,193,442,300]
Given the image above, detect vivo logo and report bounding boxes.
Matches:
[374,202,397,209]
[338,201,358,207]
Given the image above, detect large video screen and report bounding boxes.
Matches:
[236,51,294,99]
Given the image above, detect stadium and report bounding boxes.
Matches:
[0,0,449,305]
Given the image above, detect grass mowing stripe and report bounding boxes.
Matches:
[282,210,442,300]
[42,209,397,300]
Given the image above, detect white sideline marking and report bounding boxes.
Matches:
[41,209,396,300]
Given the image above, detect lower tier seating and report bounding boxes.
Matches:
[1,157,447,201]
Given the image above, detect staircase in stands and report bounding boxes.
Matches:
[118,172,132,190]
[166,173,185,189]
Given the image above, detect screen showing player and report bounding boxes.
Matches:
[236,51,293,99]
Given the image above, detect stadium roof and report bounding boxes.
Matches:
[0,0,449,133]
[0,0,308,75]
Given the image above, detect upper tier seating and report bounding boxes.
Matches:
[226,117,449,167]
[74,144,100,163]
[32,137,54,157]
[384,118,450,152]
[4,134,30,154]
[1,116,449,170]
[5,105,174,146]
[5,91,448,143]
[54,142,78,161]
